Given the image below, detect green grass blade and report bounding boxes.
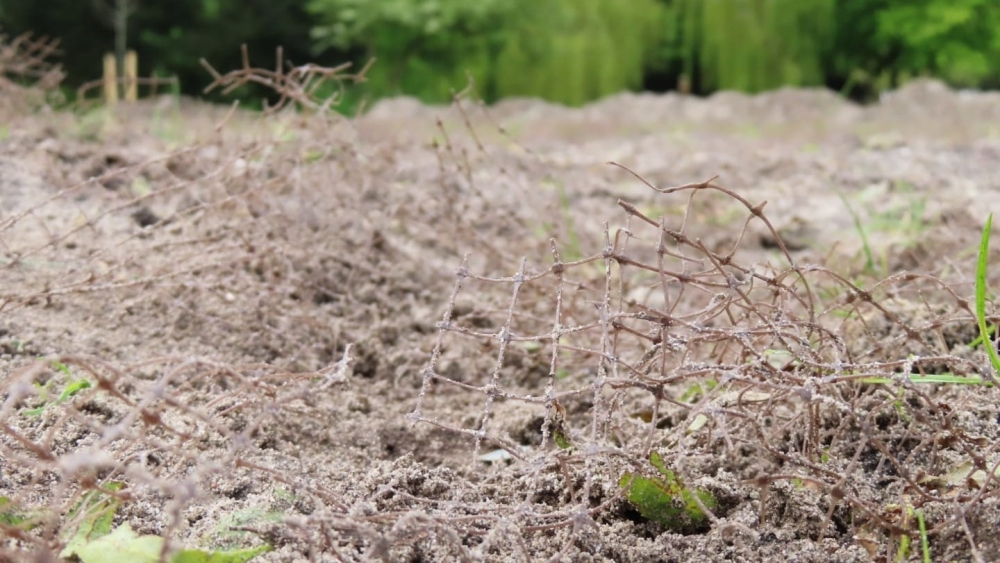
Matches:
[975,213,1000,380]
[917,509,930,563]
[837,192,874,274]
[859,373,984,385]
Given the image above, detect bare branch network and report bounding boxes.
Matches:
[200,44,373,113]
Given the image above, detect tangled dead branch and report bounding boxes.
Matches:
[200,44,373,113]
[0,33,64,114]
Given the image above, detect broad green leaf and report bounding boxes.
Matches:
[74,524,163,563]
[72,523,271,563]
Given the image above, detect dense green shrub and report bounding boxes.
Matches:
[874,0,1000,87]
[308,0,511,103]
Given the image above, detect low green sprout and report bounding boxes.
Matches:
[0,497,35,528]
[619,451,717,532]
[23,362,92,417]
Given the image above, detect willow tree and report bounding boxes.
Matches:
[308,0,513,103]
[675,0,835,93]
[492,0,666,106]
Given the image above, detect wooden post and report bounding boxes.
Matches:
[678,74,691,95]
[124,50,138,102]
[103,53,119,105]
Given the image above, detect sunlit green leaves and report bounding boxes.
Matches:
[875,0,1000,87]
[619,451,717,532]
[58,483,271,563]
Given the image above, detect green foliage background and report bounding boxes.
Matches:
[1,0,999,109]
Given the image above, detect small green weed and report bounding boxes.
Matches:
[209,507,284,549]
[619,451,717,532]
[917,508,930,563]
[838,192,876,274]
[23,362,92,417]
[59,482,271,563]
[60,482,125,558]
[678,379,717,403]
[839,182,928,276]
[0,497,35,528]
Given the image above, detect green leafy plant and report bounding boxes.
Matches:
[892,505,931,563]
[23,362,92,417]
[0,496,35,528]
[59,482,272,563]
[60,482,126,558]
[208,507,285,549]
[69,524,270,563]
[619,451,717,531]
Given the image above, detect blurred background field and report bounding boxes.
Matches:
[2,0,1000,112]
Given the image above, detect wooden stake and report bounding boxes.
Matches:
[103,53,118,105]
[125,50,138,102]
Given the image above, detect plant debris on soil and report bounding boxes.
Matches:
[1,78,1000,562]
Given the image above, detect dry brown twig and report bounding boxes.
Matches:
[0,32,64,112]
[0,32,62,82]
[200,44,373,113]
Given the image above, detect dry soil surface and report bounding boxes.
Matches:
[1,79,999,562]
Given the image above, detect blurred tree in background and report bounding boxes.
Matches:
[307,0,512,104]
[670,0,836,93]
[490,0,664,105]
[1,0,999,109]
[873,0,1000,88]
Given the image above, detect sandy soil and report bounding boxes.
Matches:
[1,78,1000,562]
